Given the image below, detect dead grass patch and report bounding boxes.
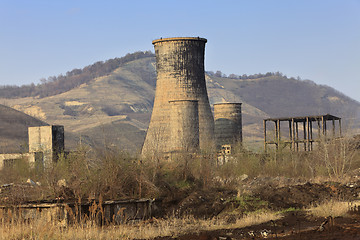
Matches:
[0,210,282,240]
[307,200,360,218]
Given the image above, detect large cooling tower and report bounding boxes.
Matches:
[214,103,242,148]
[142,37,214,157]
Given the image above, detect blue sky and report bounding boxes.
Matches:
[1,0,359,101]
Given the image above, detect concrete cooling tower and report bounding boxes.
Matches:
[214,103,242,148]
[141,37,214,157]
[169,100,199,153]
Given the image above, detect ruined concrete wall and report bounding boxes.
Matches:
[0,153,35,170]
[0,205,68,227]
[142,37,214,157]
[169,100,199,152]
[0,125,64,169]
[214,103,242,148]
[0,199,155,225]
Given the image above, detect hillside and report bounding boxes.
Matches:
[0,104,48,153]
[0,52,359,152]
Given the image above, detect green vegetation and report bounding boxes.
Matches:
[278,207,301,214]
[224,195,269,215]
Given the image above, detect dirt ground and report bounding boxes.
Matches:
[156,176,360,217]
[152,176,360,240]
[153,207,360,240]
[3,175,360,239]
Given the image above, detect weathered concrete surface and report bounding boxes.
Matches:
[214,103,242,148]
[0,153,35,170]
[0,125,64,169]
[0,199,155,225]
[142,37,214,157]
[28,125,64,166]
[169,100,199,153]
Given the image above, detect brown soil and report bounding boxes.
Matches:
[254,180,360,209]
[156,178,360,219]
[152,177,360,240]
[153,211,360,240]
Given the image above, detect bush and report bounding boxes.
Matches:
[1,138,359,204]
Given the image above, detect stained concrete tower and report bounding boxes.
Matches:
[214,103,242,148]
[142,37,214,157]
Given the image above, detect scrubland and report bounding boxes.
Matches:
[1,136,360,239]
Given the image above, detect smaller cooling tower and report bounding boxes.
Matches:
[214,103,242,148]
[169,100,200,153]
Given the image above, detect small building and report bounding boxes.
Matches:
[217,144,232,165]
[0,125,65,170]
[28,125,65,167]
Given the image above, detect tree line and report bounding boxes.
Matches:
[0,51,154,99]
[206,70,299,80]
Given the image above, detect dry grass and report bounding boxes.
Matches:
[215,136,360,183]
[306,200,360,218]
[224,210,281,229]
[0,210,282,240]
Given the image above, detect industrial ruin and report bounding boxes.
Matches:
[0,37,350,230]
[263,114,342,151]
[141,37,242,158]
[1,37,343,165]
[0,198,155,226]
[0,125,64,170]
[140,36,344,159]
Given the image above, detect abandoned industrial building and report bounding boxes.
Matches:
[0,125,64,170]
[263,114,342,152]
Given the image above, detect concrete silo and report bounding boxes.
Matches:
[141,37,214,157]
[214,103,242,148]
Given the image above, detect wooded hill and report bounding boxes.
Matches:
[0,52,359,153]
[0,51,154,99]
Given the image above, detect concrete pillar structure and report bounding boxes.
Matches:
[28,125,64,167]
[169,100,199,153]
[214,103,242,148]
[141,37,214,157]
